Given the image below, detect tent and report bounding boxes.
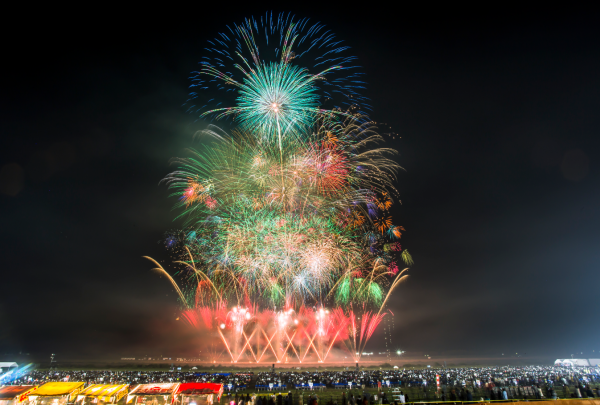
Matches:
[126,384,180,405]
[75,385,129,405]
[0,363,18,373]
[0,386,37,405]
[28,382,85,405]
[174,383,223,405]
[554,359,590,367]
[0,363,19,381]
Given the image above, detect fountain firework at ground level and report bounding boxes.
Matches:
[180,304,386,364]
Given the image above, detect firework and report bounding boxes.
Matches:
[189,12,368,128]
[161,115,404,306]
[179,303,373,363]
[148,13,413,362]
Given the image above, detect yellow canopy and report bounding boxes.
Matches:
[79,385,128,400]
[34,382,85,396]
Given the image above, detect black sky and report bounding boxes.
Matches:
[1,5,600,362]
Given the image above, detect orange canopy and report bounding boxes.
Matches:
[0,386,37,402]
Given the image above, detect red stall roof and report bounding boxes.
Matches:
[0,386,37,400]
[176,383,223,399]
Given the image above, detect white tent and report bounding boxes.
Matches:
[0,362,18,372]
[554,359,590,367]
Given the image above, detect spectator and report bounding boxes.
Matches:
[586,387,595,398]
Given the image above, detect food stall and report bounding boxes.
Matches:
[28,382,84,405]
[126,384,180,405]
[0,386,38,405]
[174,383,222,405]
[75,385,129,405]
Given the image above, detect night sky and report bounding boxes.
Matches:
[1,6,599,363]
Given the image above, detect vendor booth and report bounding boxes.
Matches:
[75,385,129,405]
[174,383,222,405]
[126,384,179,405]
[28,382,84,405]
[0,386,37,405]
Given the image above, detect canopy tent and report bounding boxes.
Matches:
[126,384,180,405]
[28,382,85,405]
[0,363,18,375]
[174,383,223,405]
[555,359,590,367]
[0,362,18,369]
[0,386,37,405]
[75,385,129,405]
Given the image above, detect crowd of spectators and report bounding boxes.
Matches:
[253,365,600,389]
[3,365,600,400]
[254,366,600,399]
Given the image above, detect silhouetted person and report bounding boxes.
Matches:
[587,387,595,398]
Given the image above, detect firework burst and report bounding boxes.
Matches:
[189,12,368,125]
